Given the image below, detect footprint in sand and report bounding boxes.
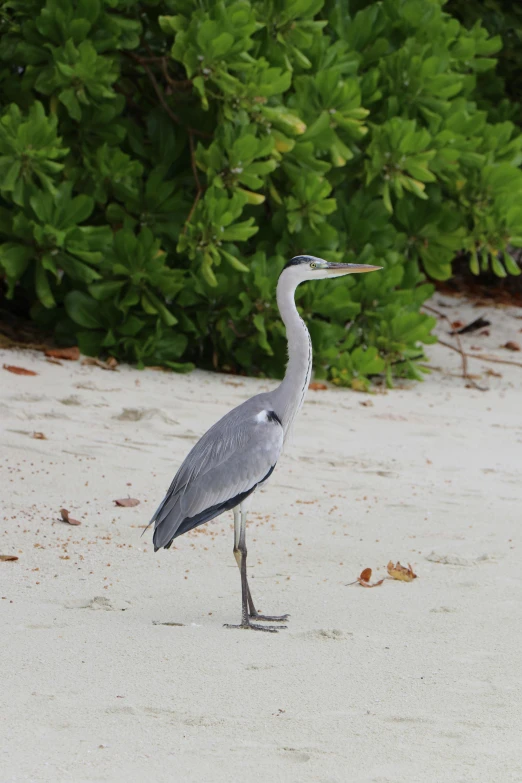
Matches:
[59,395,82,406]
[280,748,311,763]
[292,629,352,641]
[64,596,130,611]
[113,407,179,425]
[426,550,494,566]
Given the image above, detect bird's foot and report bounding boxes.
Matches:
[249,612,290,623]
[224,620,286,633]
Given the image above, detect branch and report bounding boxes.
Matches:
[123,51,210,138]
[423,303,488,391]
[437,340,522,369]
[126,52,181,122]
[161,57,192,90]
[183,130,204,234]
[122,49,211,234]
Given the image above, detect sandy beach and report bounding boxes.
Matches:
[1,292,522,783]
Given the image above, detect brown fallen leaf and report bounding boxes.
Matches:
[81,356,118,371]
[502,341,521,352]
[387,561,417,582]
[450,316,490,335]
[60,508,81,526]
[347,567,384,588]
[32,432,47,440]
[358,576,384,588]
[3,364,37,376]
[0,554,19,562]
[485,368,502,378]
[45,346,80,361]
[114,498,140,507]
[309,381,327,391]
[46,358,63,366]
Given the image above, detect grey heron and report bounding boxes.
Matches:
[148,256,381,632]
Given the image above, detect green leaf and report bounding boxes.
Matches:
[0,243,33,278]
[2,161,21,191]
[201,258,218,287]
[491,256,507,278]
[253,313,273,355]
[89,281,125,300]
[77,330,104,356]
[470,248,480,276]
[59,89,82,121]
[504,254,521,276]
[145,291,178,326]
[65,195,94,225]
[65,291,104,328]
[35,262,55,308]
[220,248,249,272]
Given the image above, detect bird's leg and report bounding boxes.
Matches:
[239,507,290,623]
[231,508,256,616]
[224,508,287,633]
[224,509,288,631]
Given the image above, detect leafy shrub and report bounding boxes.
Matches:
[0,0,521,388]
[446,0,522,119]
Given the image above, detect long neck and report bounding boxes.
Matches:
[271,272,312,438]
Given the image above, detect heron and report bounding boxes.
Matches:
[148,255,381,632]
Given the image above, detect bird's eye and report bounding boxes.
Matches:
[310,262,316,269]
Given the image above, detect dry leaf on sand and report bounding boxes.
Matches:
[387,561,417,582]
[114,498,140,507]
[347,567,384,588]
[60,508,81,526]
[502,341,521,352]
[0,554,19,561]
[45,346,80,361]
[81,356,118,371]
[3,364,37,376]
[309,382,328,391]
[32,432,47,440]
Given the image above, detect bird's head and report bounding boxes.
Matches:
[281,255,381,283]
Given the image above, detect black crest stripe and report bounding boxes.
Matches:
[283,255,311,270]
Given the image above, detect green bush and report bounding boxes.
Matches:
[446,0,522,121]
[1,0,521,388]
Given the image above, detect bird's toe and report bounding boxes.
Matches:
[250,613,290,622]
[223,621,283,633]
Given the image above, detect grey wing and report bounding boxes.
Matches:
[150,403,283,550]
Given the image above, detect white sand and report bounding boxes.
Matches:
[1,293,522,783]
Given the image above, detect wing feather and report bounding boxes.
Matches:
[150,399,282,549]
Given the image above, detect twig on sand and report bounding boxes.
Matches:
[423,304,488,391]
[437,340,522,369]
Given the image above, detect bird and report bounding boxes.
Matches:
[147,255,381,632]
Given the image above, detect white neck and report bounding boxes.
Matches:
[271,271,312,439]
